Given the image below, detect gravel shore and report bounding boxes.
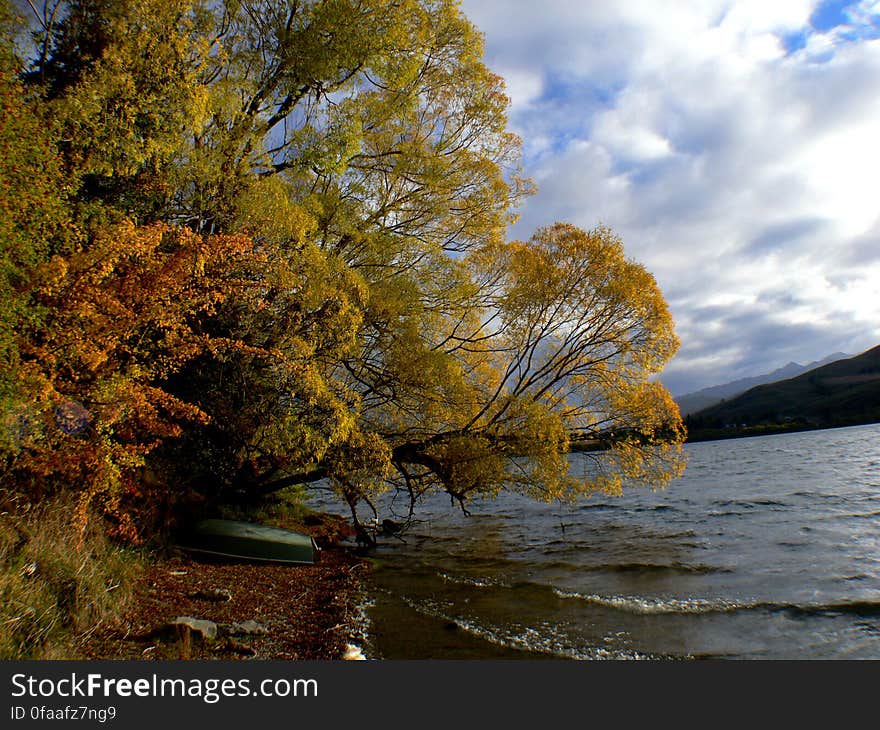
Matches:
[81,516,369,661]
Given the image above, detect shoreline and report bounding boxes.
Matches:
[685,418,880,443]
[80,517,369,661]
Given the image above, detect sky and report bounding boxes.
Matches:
[460,0,880,395]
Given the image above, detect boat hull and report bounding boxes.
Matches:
[180,519,318,565]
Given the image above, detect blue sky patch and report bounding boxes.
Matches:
[810,0,857,31]
[540,76,623,109]
[780,29,810,54]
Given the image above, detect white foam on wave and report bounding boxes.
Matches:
[346,594,375,657]
[436,571,509,589]
[553,589,742,615]
[399,595,656,660]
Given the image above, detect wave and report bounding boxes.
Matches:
[436,561,730,589]
[437,571,509,589]
[553,590,741,615]
[348,596,376,650]
[552,590,880,618]
[710,499,788,510]
[780,600,880,618]
[578,561,732,575]
[398,595,663,660]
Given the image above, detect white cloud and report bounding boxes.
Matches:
[462,0,880,393]
[497,66,544,112]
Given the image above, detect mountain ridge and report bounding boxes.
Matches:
[685,345,880,440]
[674,352,849,416]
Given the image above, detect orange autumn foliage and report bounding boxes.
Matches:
[8,222,265,540]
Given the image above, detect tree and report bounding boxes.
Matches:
[23,0,212,223]
[6,222,249,538]
[0,17,70,461]
[5,0,685,541]
[273,223,685,536]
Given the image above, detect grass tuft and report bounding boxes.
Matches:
[0,500,141,659]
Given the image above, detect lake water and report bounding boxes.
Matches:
[333,423,880,659]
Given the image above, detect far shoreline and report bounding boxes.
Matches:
[685,418,880,444]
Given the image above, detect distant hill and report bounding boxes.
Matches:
[686,345,880,441]
[674,352,849,416]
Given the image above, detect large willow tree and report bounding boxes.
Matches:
[3,0,684,539]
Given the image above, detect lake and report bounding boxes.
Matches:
[342,423,880,659]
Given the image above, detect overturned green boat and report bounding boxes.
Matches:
[180,519,318,565]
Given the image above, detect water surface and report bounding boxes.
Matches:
[321,423,880,658]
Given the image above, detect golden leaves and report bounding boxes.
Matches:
[2,1,689,533]
[400,223,688,503]
[326,429,392,499]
